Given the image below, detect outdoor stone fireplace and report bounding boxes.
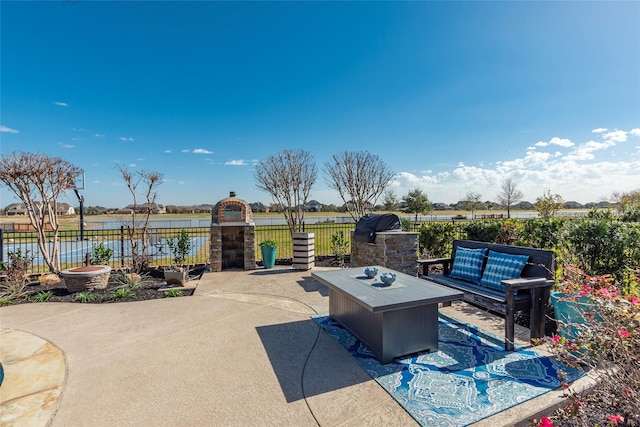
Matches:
[210,192,256,271]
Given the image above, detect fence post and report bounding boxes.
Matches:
[120,226,125,267]
[0,229,3,266]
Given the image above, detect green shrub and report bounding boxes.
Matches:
[163,289,183,298]
[418,222,457,257]
[560,215,640,279]
[75,291,97,303]
[0,298,14,307]
[258,239,278,248]
[91,243,114,265]
[167,229,191,266]
[31,290,54,302]
[330,231,349,266]
[518,218,567,249]
[109,287,134,300]
[495,219,521,245]
[463,220,502,243]
[0,249,34,301]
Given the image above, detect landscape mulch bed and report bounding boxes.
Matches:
[15,265,207,304]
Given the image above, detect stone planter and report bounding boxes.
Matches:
[61,265,111,292]
[164,270,188,286]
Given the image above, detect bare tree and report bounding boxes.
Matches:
[0,152,83,272]
[612,189,640,214]
[461,192,483,218]
[254,149,317,237]
[118,166,164,272]
[324,151,394,222]
[403,189,433,221]
[497,178,523,218]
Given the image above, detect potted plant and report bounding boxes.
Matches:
[165,230,191,286]
[259,239,278,269]
[545,266,640,424]
[550,265,604,341]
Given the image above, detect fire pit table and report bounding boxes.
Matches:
[312,266,463,363]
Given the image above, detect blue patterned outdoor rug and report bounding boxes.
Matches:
[313,314,582,426]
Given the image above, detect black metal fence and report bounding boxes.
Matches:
[0,220,477,273]
[0,227,212,273]
[1,221,364,273]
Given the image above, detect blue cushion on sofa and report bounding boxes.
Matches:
[449,247,487,284]
[479,250,529,292]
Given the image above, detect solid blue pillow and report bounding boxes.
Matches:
[479,250,529,292]
[449,247,488,284]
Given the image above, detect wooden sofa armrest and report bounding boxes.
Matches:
[417,257,452,276]
[501,277,553,291]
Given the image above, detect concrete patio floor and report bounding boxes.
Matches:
[0,266,595,426]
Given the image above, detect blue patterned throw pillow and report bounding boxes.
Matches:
[479,250,529,292]
[449,247,488,284]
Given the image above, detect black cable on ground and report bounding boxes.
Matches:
[213,290,323,426]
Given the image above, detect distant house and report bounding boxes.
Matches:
[564,201,583,209]
[195,204,214,213]
[432,203,451,211]
[343,200,373,212]
[515,201,534,210]
[56,203,76,216]
[249,202,268,213]
[124,203,166,214]
[4,203,27,216]
[4,202,75,216]
[305,200,323,212]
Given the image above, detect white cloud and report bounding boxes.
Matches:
[53,101,69,107]
[128,163,136,168]
[536,137,574,148]
[592,128,608,134]
[0,125,19,133]
[57,142,75,149]
[94,133,106,138]
[388,126,640,205]
[225,159,248,166]
[119,137,135,141]
[164,150,172,153]
[564,140,614,161]
[181,149,190,153]
[193,148,213,154]
[603,130,627,143]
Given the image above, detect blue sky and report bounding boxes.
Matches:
[1,1,639,209]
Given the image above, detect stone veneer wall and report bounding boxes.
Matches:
[350,231,419,276]
[210,224,256,271]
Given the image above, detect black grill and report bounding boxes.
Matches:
[353,213,402,243]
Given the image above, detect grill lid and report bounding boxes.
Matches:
[353,213,402,243]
